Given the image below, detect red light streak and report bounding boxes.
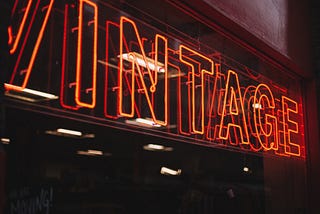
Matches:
[178,64,192,136]
[282,96,300,156]
[104,20,120,119]
[11,0,20,17]
[60,4,79,110]
[9,0,33,54]
[75,0,98,108]
[8,26,13,45]
[7,0,54,92]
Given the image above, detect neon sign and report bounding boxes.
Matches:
[6,0,305,158]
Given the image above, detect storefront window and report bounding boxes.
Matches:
[3,0,307,213]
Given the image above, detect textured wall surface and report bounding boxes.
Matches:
[202,0,312,75]
[204,0,288,54]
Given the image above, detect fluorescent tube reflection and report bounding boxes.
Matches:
[5,83,58,100]
[121,52,165,73]
[87,150,103,155]
[77,150,111,157]
[1,138,10,144]
[143,144,173,152]
[160,167,182,176]
[56,128,82,137]
[146,144,164,150]
[135,118,161,127]
[125,118,162,128]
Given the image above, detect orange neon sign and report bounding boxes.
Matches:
[253,84,278,151]
[75,0,98,108]
[6,0,54,92]
[282,96,301,156]
[6,0,305,158]
[119,17,168,126]
[179,45,214,134]
[9,0,33,55]
[218,70,250,145]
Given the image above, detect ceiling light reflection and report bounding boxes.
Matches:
[243,166,250,172]
[121,52,165,73]
[45,128,95,139]
[125,118,162,128]
[143,144,173,152]
[77,149,111,157]
[5,83,58,101]
[57,128,82,136]
[1,138,10,144]
[160,167,182,176]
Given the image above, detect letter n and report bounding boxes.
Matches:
[119,16,168,126]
